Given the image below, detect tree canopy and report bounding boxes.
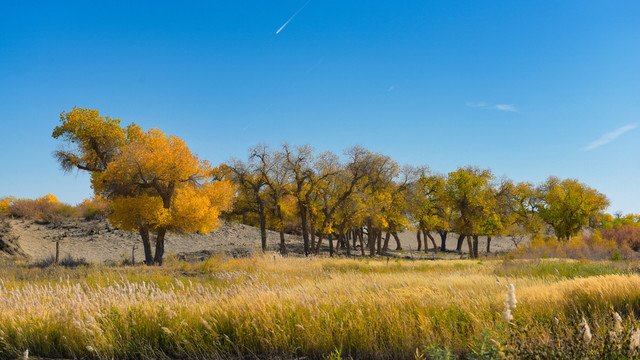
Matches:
[53,107,234,265]
[52,108,615,261]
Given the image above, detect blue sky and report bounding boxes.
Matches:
[1,1,639,213]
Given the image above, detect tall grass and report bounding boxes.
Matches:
[0,256,639,359]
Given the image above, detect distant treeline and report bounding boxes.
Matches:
[222,143,629,258]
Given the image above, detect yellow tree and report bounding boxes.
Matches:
[53,108,234,265]
[352,149,398,257]
[509,181,545,246]
[226,157,270,252]
[380,165,416,254]
[411,170,452,252]
[97,128,234,265]
[481,178,513,253]
[538,176,609,240]
[250,145,292,254]
[445,166,494,259]
[311,147,376,256]
[281,144,316,255]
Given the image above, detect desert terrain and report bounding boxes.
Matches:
[5,217,519,263]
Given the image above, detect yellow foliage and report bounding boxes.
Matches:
[41,193,59,204]
[168,180,235,233]
[100,127,235,236]
[0,198,10,216]
[538,176,609,240]
[52,107,126,171]
[108,195,167,231]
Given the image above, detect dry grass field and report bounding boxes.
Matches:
[1,255,639,359]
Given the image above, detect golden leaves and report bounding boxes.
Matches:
[53,107,236,243]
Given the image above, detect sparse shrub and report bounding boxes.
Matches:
[8,194,77,224]
[610,251,622,261]
[30,254,89,268]
[516,231,635,260]
[601,225,640,251]
[77,196,109,220]
[418,345,454,360]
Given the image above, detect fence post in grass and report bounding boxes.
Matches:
[55,240,59,265]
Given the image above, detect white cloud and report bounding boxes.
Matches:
[466,101,487,108]
[495,104,517,112]
[467,101,517,112]
[582,124,638,151]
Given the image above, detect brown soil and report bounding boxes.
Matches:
[6,218,520,264]
[0,217,26,259]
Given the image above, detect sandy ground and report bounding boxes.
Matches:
[8,218,522,263]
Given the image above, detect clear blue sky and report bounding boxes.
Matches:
[1,1,639,213]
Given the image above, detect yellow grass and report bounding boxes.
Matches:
[0,255,638,359]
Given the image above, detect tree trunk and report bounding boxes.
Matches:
[472,234,479,259]
[422,230,429,253]
[382,232,391,253]
[328,235,334,257]
[358,230,366,257]
[277,205,286,255]
[343,233,351,256]
[425,231,438,252]
[153,228,167,265]
[416,230,422,252]
[315,233,323,255]
[486,236,492,254]
[300,205,309,255]
[466,235,473,259]
[368,226,376,257]
[393,232,402,250]
[376,230,383,255]
[439,231,448,252]
[139,227,154,265]
[456,234,465,252]
[258,204,267,252]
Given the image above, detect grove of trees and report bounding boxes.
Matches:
[48,107,613,264]
[225,144,610,259]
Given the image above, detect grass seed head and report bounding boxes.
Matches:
[630,329,640,351]
[502,282,517,322]
[580,317,592,343]
[613,312,623,333]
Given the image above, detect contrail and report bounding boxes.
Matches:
[582,123,638,151]
[276,0,311,34]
